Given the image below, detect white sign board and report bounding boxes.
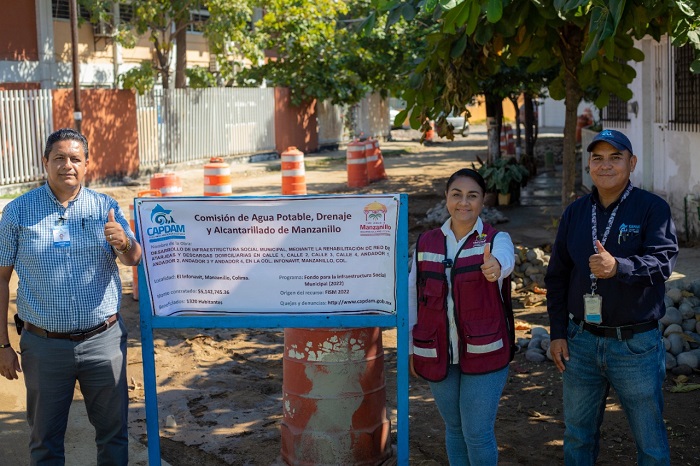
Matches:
[135,195,399,316]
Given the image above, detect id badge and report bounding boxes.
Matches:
[583,293,602,323]
[53,225,71,248]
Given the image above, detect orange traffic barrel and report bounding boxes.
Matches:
[203,157,232,196]
[346,140,368,188]
[500,124,515,156]
[366,138,387,182]
[281,146,307,195]
[424,120,435,142]
[129,189,161,300]
[150,172,182,196]
[281,327,392,465]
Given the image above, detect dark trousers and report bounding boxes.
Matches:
[20,318,129,466]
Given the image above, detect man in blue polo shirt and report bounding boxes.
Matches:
[545,129,678,465]
[0,128,142,465]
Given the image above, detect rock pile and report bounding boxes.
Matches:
[512,245,550,292]
[516,282,700,373]
[517,326,553,363]
[661,280,700,375]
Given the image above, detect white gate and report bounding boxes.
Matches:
[136,88,276,170]
[0,89,53,186]
[651,38,669,195]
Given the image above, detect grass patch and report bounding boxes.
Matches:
[305,157,345,168]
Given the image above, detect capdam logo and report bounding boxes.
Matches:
[146,204,186,243]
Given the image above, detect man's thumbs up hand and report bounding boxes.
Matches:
[590,240,618,279]
[104,208,127,250]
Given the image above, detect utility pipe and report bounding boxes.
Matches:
[69,0,82,132]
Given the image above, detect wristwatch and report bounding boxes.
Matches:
[115,237,132,255]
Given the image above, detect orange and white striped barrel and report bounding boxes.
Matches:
[346,139,368,188]
[424,120,435,141]
[129,189,161,300]
[203,157,232,196]
[500,124,515,155]
[366,138,387,182]
[281,327,391,465]
[281,147,307,195]
[150,172,182,197]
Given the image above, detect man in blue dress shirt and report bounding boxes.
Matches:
[0,128,142,465]
[545,129,678,466]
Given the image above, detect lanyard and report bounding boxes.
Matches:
[589,183,633,292]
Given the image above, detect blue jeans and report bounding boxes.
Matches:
[20,317,129,466]
[563,319,669,466]
[428,364,509,466]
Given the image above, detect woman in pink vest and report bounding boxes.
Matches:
[408,168,515,465]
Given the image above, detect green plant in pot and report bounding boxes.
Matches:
[477,157,529,206]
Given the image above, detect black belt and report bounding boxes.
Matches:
[570,314,657,340]
[24,314,119,342]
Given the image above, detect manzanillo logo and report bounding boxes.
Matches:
[363,201,387,223]
[360,201,391,236]
[146,204,186,243]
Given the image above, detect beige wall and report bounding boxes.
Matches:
[52,21,212,70]
[52,20,113,64]
[185,33,211,68]
[466,96,521,123]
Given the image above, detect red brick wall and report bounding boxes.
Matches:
[0,0,38,61]
[0,83,41,90]
[274,87,318,154]
[52,89,140,183]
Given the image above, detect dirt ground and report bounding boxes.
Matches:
[106,131,700,465]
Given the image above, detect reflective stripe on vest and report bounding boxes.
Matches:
[417,251,445,263]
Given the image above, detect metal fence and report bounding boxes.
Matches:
[0,89,53,186]
[136,87,276,170]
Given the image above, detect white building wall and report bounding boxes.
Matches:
[626,37,700,241]
[537,97,598,129]
[550,35,700,241]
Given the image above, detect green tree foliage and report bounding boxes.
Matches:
[185,66,218,88]
[116,61,156,94]
[237,0,418,107]
[81,0,254,90]
[367,0,700,205]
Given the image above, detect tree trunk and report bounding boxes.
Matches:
[153,36,171,90]
[559,24,586,206]
[509,95,521,159]
[520,93,537,178]
[175,18,187,88]
[524,93,535,157]
[485,93,501,163]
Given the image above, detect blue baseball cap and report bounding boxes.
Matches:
[587,129,633,154]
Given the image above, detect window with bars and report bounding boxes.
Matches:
[188,9,210,33]
[670,44,700,131]
[601,93,629,126]
[51,0,91,21]
[119,4,134,23]
[601,58,629,127]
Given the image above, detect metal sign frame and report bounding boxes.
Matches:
[136,194,409,465]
